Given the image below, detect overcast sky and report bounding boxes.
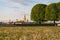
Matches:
[0,0,60,22]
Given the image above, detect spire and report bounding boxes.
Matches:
[24,14,26,22]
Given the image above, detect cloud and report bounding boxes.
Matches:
[11,0,35,6]
[0,0,35,6]
[0,0,22,9]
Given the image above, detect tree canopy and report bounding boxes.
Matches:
[45,3,58,20]
[56,2,60,20]
[30,4,47,23]
[31,2,60,24]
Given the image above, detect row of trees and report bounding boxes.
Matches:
[30,2,60,24]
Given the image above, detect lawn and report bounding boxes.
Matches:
[0,26,60,40]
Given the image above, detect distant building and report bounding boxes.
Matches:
[7,14,28,24]
[24,14,26,22]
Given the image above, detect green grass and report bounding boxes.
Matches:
[0,26,60,40]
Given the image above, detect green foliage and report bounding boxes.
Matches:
[56,2,60,20]
[31,4,47,23]
[45,3,58,20]
[31,2,60,24]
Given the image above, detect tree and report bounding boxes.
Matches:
[56,2,60,20]
[30,4,47,24]
[45,3,58,25]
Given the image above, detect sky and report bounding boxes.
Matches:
[0,0,60,22]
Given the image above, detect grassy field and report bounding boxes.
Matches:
[0,26,60,40]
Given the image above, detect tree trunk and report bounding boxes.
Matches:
[54,20,57,26]
[39,21,41,24]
